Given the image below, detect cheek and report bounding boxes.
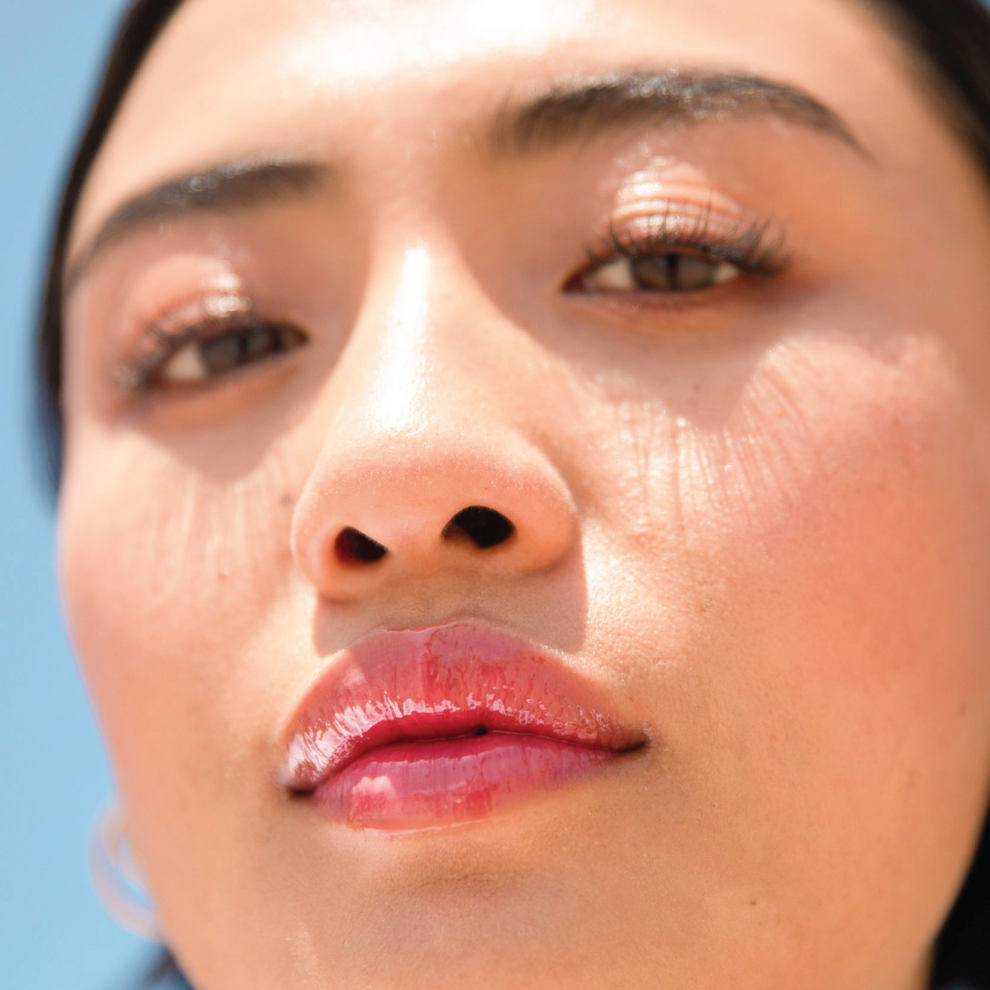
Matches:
[727,334,990,796]
[702,332,990,699]
[592,330,990,676]
[587,328,990,940]
[57,428,303,821]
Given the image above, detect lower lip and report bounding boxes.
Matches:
[314,732,613,831]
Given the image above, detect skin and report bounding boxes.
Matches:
[58,0,990,987]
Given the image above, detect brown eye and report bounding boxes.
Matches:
[580,253,742,293]
[158,320,308,384]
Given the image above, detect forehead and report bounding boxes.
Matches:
[70,0,947,251]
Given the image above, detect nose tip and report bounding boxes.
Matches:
[290,438,576,601]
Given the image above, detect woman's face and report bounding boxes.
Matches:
[59,0,990,986]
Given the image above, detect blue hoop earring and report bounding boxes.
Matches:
[88,803,162,941]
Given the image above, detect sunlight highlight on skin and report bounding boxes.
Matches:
[281,0,596,85]
[364,245,437,435]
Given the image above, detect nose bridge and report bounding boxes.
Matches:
[359,244,437,437]
[313,241,498,465]
[290,240,577,600]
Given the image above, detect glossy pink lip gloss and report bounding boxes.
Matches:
[280,623,644,831]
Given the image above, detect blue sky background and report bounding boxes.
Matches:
[0,2,153,988]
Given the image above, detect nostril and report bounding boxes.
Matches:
[443,506,515,549]
[335,527,388,565]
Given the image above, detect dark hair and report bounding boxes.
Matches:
[36,1,990,988]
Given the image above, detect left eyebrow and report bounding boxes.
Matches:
[65,156,330,294]
[489,69,867,157]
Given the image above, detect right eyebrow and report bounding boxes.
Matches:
[65,156,330,294]
[490,69,868,157]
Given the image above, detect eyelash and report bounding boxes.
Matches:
[571,208,792,290]
[114,295,306,393]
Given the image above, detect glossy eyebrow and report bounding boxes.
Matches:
[490,69,866,156]
[65,157,329,293]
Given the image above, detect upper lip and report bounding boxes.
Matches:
[279,621,645,791]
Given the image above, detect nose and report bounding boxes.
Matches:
[289,248,577,602]
[291,432,577,600]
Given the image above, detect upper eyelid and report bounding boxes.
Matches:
[580,204,793,277]
[148,293,252,340]
[612,182,740,223]
[137,292,253,354]
[114,293,258,390]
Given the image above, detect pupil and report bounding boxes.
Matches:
[243,323,271,360]
[631,254,717,292]
[200,333,246,374]
[200,322,276,375]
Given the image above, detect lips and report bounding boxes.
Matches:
[280,622,644,830]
